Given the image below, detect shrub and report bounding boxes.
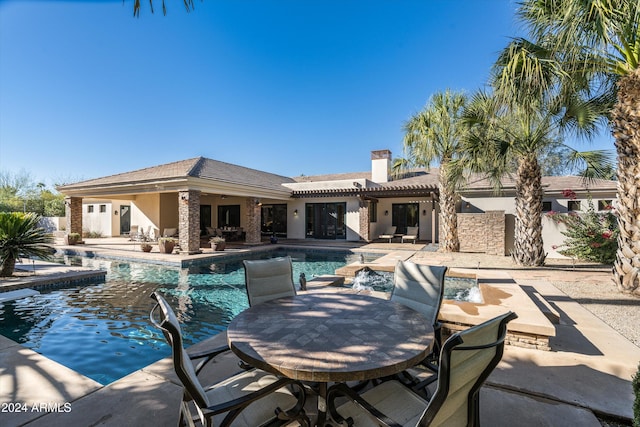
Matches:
[0,212,54,276]
[548,197,618,264]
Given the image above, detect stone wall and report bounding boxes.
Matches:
[442,322,550,351]
[358,198,370,242]
[457,211,506,256]
[178,190,201,254]
[245,198,261,244]
[65,197,83,236]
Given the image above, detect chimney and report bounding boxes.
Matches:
[371,149,391,183]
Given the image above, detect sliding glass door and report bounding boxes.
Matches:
[392,203,419,235]
[305,203,346,239]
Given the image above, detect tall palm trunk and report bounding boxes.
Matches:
[513,154,545,266]
[612,69,640,295]
[438,163,459,252]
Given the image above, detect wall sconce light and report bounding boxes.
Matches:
[422,209,426,216]
[114,210,119,216]
[465,201,470,209]
[294,209,298,216]
[384,210,389,216]
[180,194,188,205]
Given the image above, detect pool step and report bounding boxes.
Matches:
[0,288,40,303]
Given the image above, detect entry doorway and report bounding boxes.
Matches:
[120,205,131,236]
[305,203,346,239]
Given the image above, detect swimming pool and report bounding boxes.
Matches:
[0,249,364,385]
[0,249,480,386]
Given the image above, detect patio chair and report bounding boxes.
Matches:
[392,261,447,369]
[327,311,518,427]
[163,228,178,238]
[149,292,308,427]
[243,256,296,306]
[378,226,396,243]
[401,226,419,244]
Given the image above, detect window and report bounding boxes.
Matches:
[369,200,378,223]
[218,205,241,228]
[568,200,581,211]
[87,205,94,213]
[542,201,552,212]
[99,204,106,213]
[598,200,613,211]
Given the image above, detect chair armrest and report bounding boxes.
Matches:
[187,344,231,375]
[326,383,402,427]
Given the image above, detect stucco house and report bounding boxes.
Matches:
[57,149,617,258]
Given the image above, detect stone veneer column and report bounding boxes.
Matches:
[65,197,83,236]
[178,190,201,254]
[245,197,261,245]
[358,197,371,242]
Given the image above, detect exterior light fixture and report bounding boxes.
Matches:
[294,209,298,216]
[114,210,119,216]
[384,210,389,216]
[422,209,426,216]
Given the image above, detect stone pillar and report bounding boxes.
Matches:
[358,197,371,242]
[178,190,201,254]
[65,197,83,236]
[245,198,262,245]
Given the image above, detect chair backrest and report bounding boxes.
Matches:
[382,226,396,235]
[163,228,177,237]
[149,292,210,409]
[405,226,419,237]
[391,261,447,327]
[418,311,518,427]
[243,256,296,306]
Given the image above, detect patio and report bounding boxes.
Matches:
[0,239,638,426]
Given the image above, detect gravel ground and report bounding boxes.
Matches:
[550,278,640,348]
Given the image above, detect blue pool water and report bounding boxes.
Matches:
[0,249,367,385]
[0,250,479,386]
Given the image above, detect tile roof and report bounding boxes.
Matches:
[58,157,296,193]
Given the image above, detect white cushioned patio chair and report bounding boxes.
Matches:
[378,226,397,243]
[401,226,419,244]
[243,256,297,306]
[327,311,517,427]
[149,292,308,427]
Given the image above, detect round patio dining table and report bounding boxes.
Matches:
[226,291,434,426]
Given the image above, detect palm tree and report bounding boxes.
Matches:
[402,90,467,252]
[0,212,54,277]
[501,0,640,292]
[133,0,196,16]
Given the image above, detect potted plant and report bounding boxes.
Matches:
[64,233,81,245]
[270,234,278,244]
[140,242,153,252]
[210,236,226,251]
[158,237,176,254]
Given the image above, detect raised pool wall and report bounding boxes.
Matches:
[330,252,556,351]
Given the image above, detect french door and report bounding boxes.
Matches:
[305,203,346,239]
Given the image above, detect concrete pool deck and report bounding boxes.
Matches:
[0,238,638,425]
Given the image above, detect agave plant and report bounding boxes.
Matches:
[0,212,54,277]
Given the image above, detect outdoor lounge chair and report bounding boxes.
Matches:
[378,226,396,243]
[391,261,448,377]
[149,292,308,427]
[243,256,297,306]
[327,311,518,427]
[401,226,419,244]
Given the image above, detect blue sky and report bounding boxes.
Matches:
[0,0,614,187]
